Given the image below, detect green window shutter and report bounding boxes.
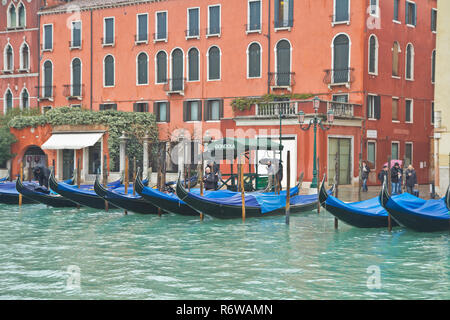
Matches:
[405,3,409,24]
[198,100,202,121]
[219,99,224,119]
[374,96,381,120]
[166,102,170,122]
[366,96,370,118]
[274,0,279,28]
[133,103,138,112]
[288,0,293,27]
[153,102,159,121]
[144,103,148,113]
[414,3,417,26]
[183,101,188,121]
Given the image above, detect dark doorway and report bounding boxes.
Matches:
[62,149,75,180]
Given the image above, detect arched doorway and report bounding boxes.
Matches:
[22,146,47,181]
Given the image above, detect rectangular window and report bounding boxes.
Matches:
[71,21,81,48]
[88,142,101,175]
[248,0,261,31]
[137,14,148,42]
[367,95,381,120]
[431,102,435,124]
[367,141,376,166]
[405,99,413,123]
[104,18,114,44]
[156,11,167,40]
[393,0,400,21]
[275,0,293,28]
[208,5,221,35]
[99,103,117,111]
[334,0,349,23]
[133,102,148,112]
[406,1,416,26]
[405,143,413,167]
[370,0,379,16]
[392,98,399,121]
[154,101,169,122]
[43,24,53,50]
[183,100,202,121]
[205,99,223,121]
[187,8,200,37]
[391,142,399,160]
[431,9,437,32]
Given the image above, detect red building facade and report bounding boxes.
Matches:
[6,0,436,186]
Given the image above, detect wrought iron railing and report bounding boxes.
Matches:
[323,68,355,85]
[63,84,84,98]
[163,78,186,93]
[274,19,293,28]
[36,85,55,100]
[269,72,295,87]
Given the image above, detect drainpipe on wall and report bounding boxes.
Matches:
[267,0,271,94]
[90,9,93,111]
[37,8,41,111]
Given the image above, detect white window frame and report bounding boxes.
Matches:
[391,41,401,79]
[207,45,221,82]
[3,43,14,72]
[17,2,26,29]
[205,99,221,122]
[185,100,202,122]
[405,142,413,166]
[186,7,200,39]
[207,4,221,38]
[369,0,379,17]
[154,11,168,42]
[368,34,378,76]
[41,59,53,100]
[332,0,351,26]
[330,32,352,88]
[155,50,168,84]
[19,87,29,110]
[42,24,53,51]
[103,17,115,46]
[70,57,83,97]
[186,47,200,82]
[136,13,149,44]
[274,38,293,88]
[405,1,416,28]
[405,99,413,123]
[405,43,414,81]
[367,140,377,170]
[103,54,115,88]
[169,47,185,92]
[7,3,16,29]
[71,20,82,49]
[136,52,149,86]
[391,141,400,161]
[367,93,377,120]
[392,96,400,123]
[247,0,262,33]
[247,41,262,79]
[155,100,169,122]
[431,8,437,33]
[3,88,13,114]
[393,0,401,24]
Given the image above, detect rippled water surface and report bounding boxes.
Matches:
[0,204,448,300]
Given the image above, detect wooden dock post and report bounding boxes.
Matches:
[133,157,136,196]
[76,157,81,189]
[387,155,392,232]
[334,152,340,229]
[19,162,23,207]
[240,158,246,223]
[285,151,291,225]
[124,156,129,215]
[199,153,204,221]
[103,154,108,212]
[317,157,320,214]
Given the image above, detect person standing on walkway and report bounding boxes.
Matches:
[203,166,217,191]
[361,161,370,192]
[378,165,389,187]
[405,164,417,195]
[391,162,403,195]
[264,160,275,192]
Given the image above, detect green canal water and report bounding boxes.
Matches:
[0,204,448,300]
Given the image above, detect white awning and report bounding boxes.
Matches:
[41,132,104,150]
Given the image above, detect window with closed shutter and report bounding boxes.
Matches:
[248,43,261,78]
[104,55,115,87]
[208,46,220,80]
[72,21,81,47]
[188,48,199,81]
[188,8,199,37]
[137,52,148,85]
[156,51,167,83]
[104,18,114,44]
[334,0,349,22]
[44,25,53,50]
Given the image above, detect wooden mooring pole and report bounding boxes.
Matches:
[285,151,291,225]
[133,157,136,196]
[240,158,246,223]
[199,152,204,221]
[103,154,109,212]
[19,162,23,207]
[334,152,339,229]
[387,155,392,232]
[317,156,320,214]
[124,156,129,215]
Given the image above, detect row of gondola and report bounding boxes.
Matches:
[2,172,449,232]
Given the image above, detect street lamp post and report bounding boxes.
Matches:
[298,97,334,189]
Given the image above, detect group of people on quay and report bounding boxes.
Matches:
[361,161,418,195]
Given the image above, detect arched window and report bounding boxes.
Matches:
[332,34,350,83]
[208,46,220,81]
[72,58,82,96]
[43,60,53,97]
[392,41,400,77]
[20,88,29,110]
[368,35,378,74]
[4,44,13,71]
[156,51,167,83]
[248,42,261,78]
[4,89,13,114]
[431,50,436,84]
[406,43,414,80]
[7,4,16,28]
[137,52,148,85]
[276,40,291,86]
[104,55,114,87]
[17,3,25,28]
[171,49,183,91]
[187,48,199,81]
[20,43,29,71]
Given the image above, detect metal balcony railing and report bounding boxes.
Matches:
[274,19,293,29]
[163,78,186,93]
[36,85,55,100]
[323,68,355,85]
[63,84,84,99]
[269,72,296,88]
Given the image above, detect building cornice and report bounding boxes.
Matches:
[38,0,167,16]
